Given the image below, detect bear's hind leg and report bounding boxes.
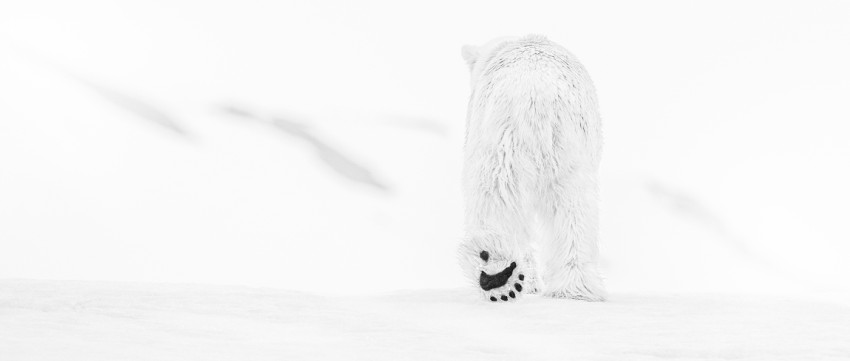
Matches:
[540,176,606,301]
[459,182,536,302]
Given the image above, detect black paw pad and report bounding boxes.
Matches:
[490,296,497,302]
[479,262,517,291]
[509,291,516,298]
[501,295,508,301]
[480,251,489,262]
[518,274,525,281]
[515,283,522,292]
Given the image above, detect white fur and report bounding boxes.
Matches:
[458,35,606,301]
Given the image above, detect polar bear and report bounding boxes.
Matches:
[458,35,606,302]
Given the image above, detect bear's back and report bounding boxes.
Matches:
[476,36,592,100]
[466,35,602,168]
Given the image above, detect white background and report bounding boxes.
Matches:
[1,0,849,296]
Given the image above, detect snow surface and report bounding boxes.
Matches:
[2,280,849,361]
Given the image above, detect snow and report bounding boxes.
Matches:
[2,280,849,360]
[2,0,850,359]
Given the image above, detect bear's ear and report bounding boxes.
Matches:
[461,45,479,69]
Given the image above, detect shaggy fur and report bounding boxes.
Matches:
[458,35,606,302]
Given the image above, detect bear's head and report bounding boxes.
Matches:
[461,36,519,83]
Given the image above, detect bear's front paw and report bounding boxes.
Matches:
[478,251,528,302]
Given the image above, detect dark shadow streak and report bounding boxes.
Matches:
[220,106,389,192]
[76,79,190,138]
[13,45,189,138]
[15,45,191,139]
[645,181,754,258]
